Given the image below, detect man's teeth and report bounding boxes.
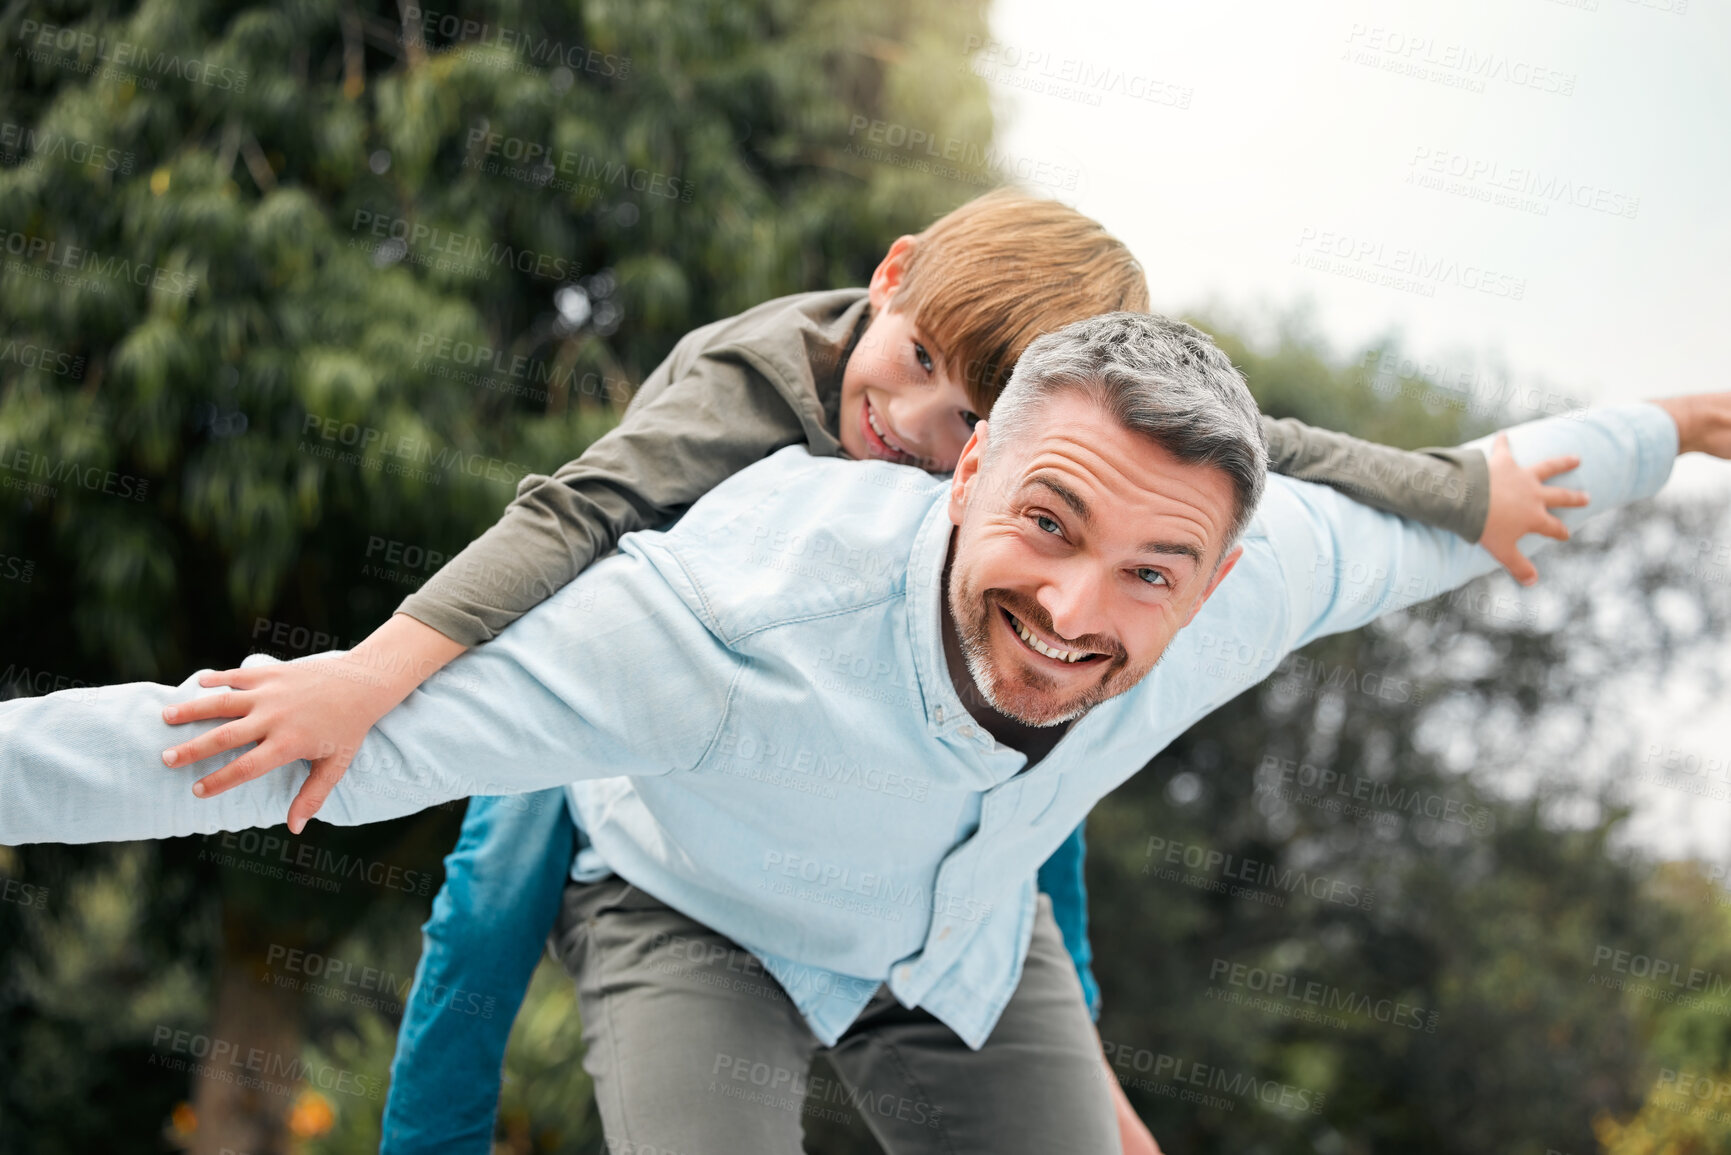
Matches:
[1010,614,1089,663]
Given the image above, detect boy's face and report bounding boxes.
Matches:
[837,237,981,474]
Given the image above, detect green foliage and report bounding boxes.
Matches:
[1,0,994,679]
[1079,319,1731,1154]
[1,0,994,1149]
[4,3,1728,1153]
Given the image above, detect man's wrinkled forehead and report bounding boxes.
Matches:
[993,417,1240,567]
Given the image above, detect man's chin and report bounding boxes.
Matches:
[996,696,1085,728]
[974,665,1095,727]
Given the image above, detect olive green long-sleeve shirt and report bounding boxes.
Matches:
[398,289,1488,646]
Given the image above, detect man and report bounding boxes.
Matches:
[2,312,1722,1152]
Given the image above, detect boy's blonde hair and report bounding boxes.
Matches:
[891,188,1151,414]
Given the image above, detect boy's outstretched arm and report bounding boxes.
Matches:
[1262,414,1491,540]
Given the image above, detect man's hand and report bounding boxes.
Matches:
[1654,392,1731,458]
[1103,1054,1163,1155]
[159,614,467,833]
[1479,433,1590,586]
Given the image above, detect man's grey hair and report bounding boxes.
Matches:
[985,311,1268,553]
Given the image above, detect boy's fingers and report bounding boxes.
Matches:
[1494,544,1539,587]
[189,736,293,798]
[162,689,252,725]
[1535,513,1571,542]
[1530,453,1582,481]
[196,667,263,690]
[162,716,265,767]
[288,755,353,835]
[1540,484,1590,510]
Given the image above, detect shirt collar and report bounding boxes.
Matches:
[903,496,1023,771]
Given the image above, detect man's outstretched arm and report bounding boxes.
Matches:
[1280,399,1702,651]
[0,545,738,846]
[1162,398,1711,731]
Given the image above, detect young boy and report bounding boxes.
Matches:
[144,190,1563,1152]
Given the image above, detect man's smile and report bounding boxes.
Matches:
[998,605,1106,667]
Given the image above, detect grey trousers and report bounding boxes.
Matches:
[549,875,1121,1155]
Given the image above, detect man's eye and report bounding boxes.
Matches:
[962,411,980,431]
[1035,515,1063,536]
[913,342,934,374]
[1135,567,1169,587]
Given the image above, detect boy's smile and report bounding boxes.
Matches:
[860,392,918,463]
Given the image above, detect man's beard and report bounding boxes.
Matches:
[947,578,1148,727]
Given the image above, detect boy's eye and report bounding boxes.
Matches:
[913,341,934,374]
[1135,567,1169,587]
[962,411,980,431]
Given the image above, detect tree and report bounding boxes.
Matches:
[1083,314,1731,1153]
[0,0,996,1149]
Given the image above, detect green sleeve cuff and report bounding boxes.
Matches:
[1423,445,1490,542]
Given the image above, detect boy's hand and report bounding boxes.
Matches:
[159,614,466,833]
[1103,1054,1163,1155]
[1479,433,1590,587]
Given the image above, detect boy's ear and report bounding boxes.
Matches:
[948,420,989,527]
[869,235,919,312]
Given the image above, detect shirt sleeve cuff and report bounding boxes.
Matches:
[1425,445,1491,542]
[392,597,488,648]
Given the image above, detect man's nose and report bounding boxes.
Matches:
[1035,565,1109,646]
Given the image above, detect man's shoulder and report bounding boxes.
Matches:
[1178,475,1325,642]
[1245,472,1357,549]
[632,447,946,644]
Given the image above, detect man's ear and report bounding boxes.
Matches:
[948,420,989,527]
[1180,544,1243,628]
[868,235,919,312]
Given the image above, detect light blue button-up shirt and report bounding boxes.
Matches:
[0,404,1678,1049]
[572,402,1677,1048]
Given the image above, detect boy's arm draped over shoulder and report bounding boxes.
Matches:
[1160,403,1681,730]
[1261,415,1491,542]
[398,290,868,646]
[156,291,869,831]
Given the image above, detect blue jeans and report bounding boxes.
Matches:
[381,794,1097,1153]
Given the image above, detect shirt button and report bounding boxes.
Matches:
[938,926,952,940]
[897,965,913,981]
[958,725,976,738]
[935,706,946,724]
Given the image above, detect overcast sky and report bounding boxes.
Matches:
[976,0,1731,859]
